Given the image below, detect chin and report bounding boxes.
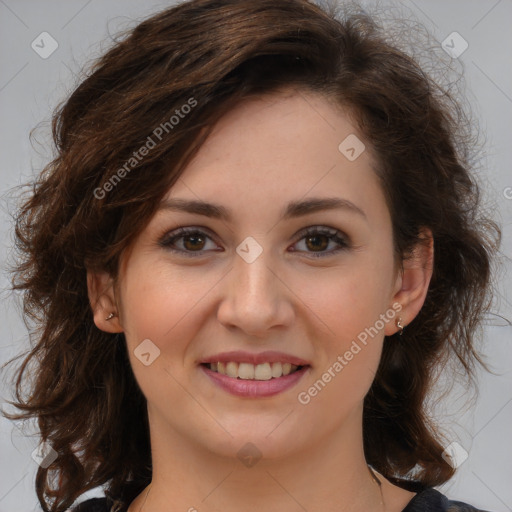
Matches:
[205,426,307,463]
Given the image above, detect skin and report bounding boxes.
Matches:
[88,88,433,512]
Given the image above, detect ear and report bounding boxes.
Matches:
[385,228,434,336]
[86,270,124,333]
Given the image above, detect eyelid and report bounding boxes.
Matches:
[158,226,222,256]
[290,226,351,258]
[158,225,351,258]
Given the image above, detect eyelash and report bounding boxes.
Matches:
[159,226,351,259]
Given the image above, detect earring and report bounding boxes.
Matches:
[396,317,405,335]
[105,312,116,321]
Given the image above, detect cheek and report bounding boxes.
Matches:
[295,259,393,398]
[301,258,394,342]
[118,259,224,366]
[296,292,385,417]
[117,262,212,405]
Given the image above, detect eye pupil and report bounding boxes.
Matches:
[161,227,347,258]
[183,234,205,251]
[305,234,329,251]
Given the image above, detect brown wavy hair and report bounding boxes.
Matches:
[2,0,500,511]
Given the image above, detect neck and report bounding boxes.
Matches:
[130,406,386,512]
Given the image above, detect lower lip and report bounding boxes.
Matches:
[200,364,310,397]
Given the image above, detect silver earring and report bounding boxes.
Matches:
[396,317,405,335]
[105,312,116,321]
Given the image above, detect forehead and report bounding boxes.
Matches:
[164,90,388,227]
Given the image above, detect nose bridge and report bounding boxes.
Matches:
[217,241,292,334]
[235,247,275,301]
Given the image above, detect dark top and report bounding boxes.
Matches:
[72,488,491,511]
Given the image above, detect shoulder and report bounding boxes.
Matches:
[72,488,491,512]
[403,488,493,512]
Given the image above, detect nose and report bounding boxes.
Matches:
[216,246,294,337]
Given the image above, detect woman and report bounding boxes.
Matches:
[3,0,500,511]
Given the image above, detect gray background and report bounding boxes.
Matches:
[0,1,511,511]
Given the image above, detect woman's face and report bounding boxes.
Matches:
[94,89,425,461]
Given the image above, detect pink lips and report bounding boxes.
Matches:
[200,364,310,398]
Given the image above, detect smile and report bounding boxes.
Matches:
[204,361,303,380]
[200,363,310,398]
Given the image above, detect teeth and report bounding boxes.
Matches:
[271,362,283,378]
[238,362,255,379]
[226,361,238,378]
[254,362,272,380]
[207,361,300,380]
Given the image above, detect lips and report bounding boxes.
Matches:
[200,363,310,397]
[199,350,311,367]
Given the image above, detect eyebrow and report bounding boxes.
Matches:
[157,197,367,221]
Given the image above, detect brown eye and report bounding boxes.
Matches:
[291,227,350,258]
[182,233,206,251]
[159,226,350,258]
[305,234,330,252]
[159,227,220,257]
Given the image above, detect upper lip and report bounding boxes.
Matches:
[200,350,311,366]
